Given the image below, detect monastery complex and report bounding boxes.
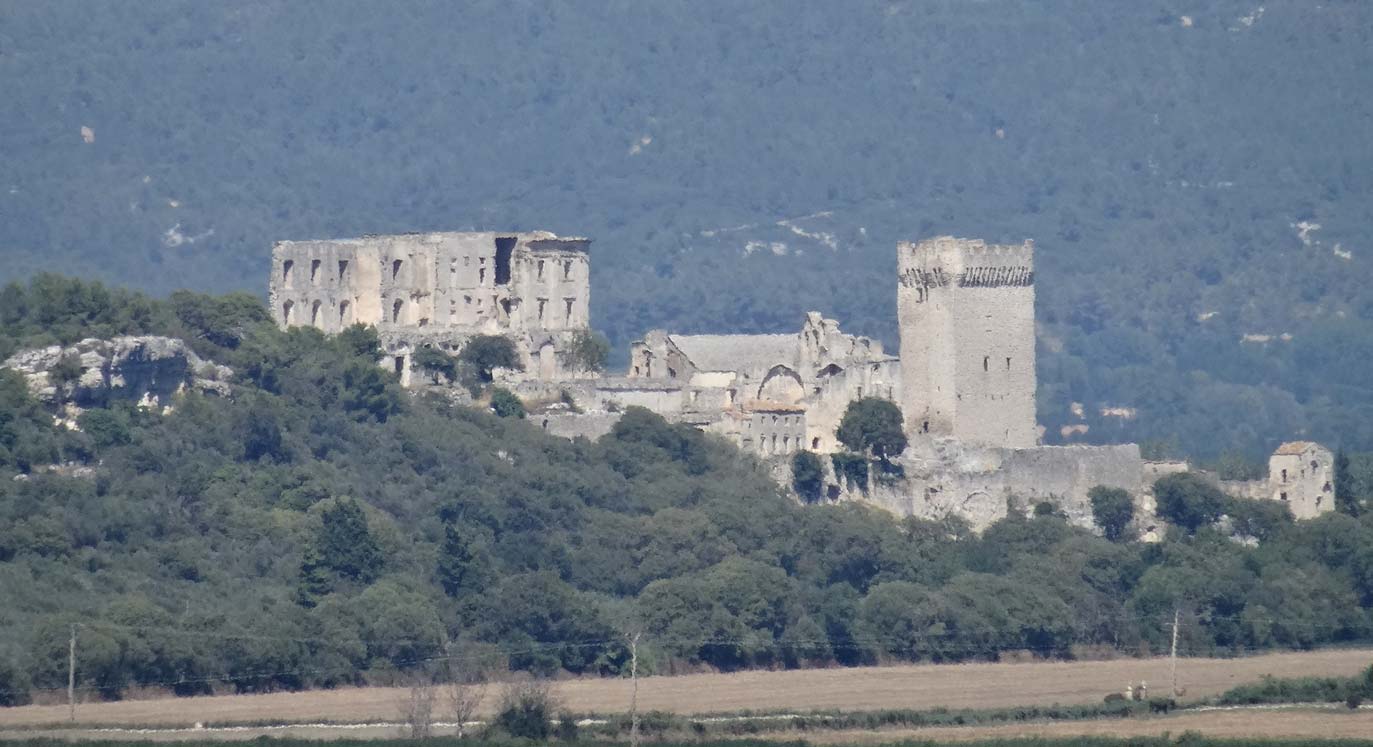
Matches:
[269,231,1335,531]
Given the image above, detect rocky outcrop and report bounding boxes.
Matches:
[1,336,233,414]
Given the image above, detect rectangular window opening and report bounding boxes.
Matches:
[494,237,516,285]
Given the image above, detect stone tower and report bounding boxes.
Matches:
[897,236,1037,448]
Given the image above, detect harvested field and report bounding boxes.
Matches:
[785,707,1373,743]
[0,648,1368,731]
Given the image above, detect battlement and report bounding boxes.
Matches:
[897,235,1037,449]
[900,236,1033,268]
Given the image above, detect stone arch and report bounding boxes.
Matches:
[757,365,804,403]
[537,340,557,379]
[282,300,295,324]
[310,300,322,327]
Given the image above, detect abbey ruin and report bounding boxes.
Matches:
[268,232,1335,531]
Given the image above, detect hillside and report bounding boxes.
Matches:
[2,277,1373,706]
[1,2,1372,458]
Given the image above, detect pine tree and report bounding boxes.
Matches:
[295,545,332,607]
[437,524,479,597]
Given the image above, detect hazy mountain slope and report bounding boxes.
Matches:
[2,1,1371,457]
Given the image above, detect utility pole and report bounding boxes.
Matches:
[67,624,77,723]
[628,632,641,747]
[1169,608,1180,696]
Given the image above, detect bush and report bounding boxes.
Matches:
[836,398,907,460]
[490,388,525,419]
[1153,473,1228,532]
[492,681,557,740]
[791,450,825,503]
[831,452,868,490]
[411,346,457,384]
[0,658,31,707]
[1089,485,1134,541]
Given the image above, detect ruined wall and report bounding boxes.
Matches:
[512,238,591,330]
[269,230,594,387]
[718,406,807,457]
[270,239,382,332]
[853,442,1143,532]
[897,237,1037,448]
[537,411,621,441]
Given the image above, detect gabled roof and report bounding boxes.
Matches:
[667,334,796,374]
[1274,441,1325,456]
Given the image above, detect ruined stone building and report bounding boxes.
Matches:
[620,312,899,455]
[898,237,1037,448]
[263,228,1334,534]
[1268,441,1336,518]
[1220,441,1336,520]
[269,231,590,384]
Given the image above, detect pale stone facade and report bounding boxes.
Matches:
[268,231,591,384]
[1267,441,1335,519]
[898,237,1037,448]
[622,312,899,456]
[263,228,1335,534]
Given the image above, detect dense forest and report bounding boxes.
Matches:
[2,276,1373,706]
[2,2,1372,458]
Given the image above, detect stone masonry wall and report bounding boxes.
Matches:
[897,237,1037,448]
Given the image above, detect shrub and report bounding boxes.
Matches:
[490,388,525,419]
[836,398,907,460]
[791,450,825,503]
[1089,485,1135,541]
[411,346,457,384]
[492,681,557,740]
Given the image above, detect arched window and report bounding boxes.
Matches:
[392,298,404,323]
[339,300,351,325]
[310,300,322,327]
[282,300,294,324]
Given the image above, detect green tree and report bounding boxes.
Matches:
[334,324,384,362]
[1153,473,1228,533]
[458,335,522,389]
[1334,449,1363,517]
[412,346,457,384]
[437,524,487,597]
[836,398,907,461]
[0,658,31,706]
[489,387,525,419]
[341,360,403,422]
[314,498,383,583]
[296,545,333,607]
[77,408,132,450]
[169,290,270,350]
[791,450,825,503]
[564,328,610,373]
[1089,486,1135,541]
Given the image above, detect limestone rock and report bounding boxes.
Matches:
[1,336,234,414]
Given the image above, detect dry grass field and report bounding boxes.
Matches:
[0,647,1368,733]
[784,708,1373,743]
